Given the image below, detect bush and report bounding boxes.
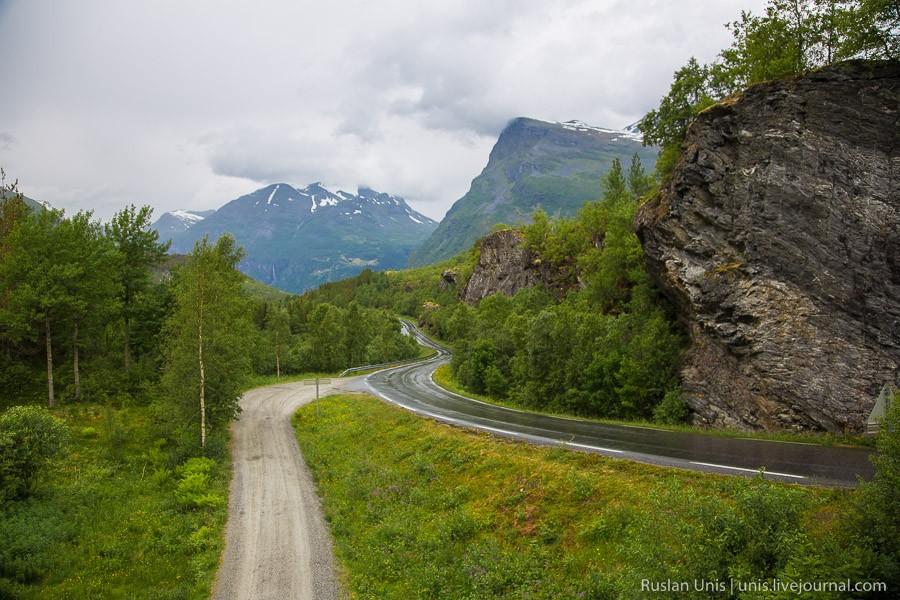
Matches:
[174,457,225,509]
[0,406,69,501]
[851,392,900,588]
[653,387,690,424]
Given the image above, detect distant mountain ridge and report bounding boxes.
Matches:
[408,117,656,266]
[0,189,47,212]
[153,209,215,242]
[153,183,437,293]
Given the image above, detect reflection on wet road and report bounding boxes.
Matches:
[359,322,873,487]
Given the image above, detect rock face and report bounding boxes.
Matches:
[636,61,900,433]
[462,229,570,303]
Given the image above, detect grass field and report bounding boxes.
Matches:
[293,393,857,599]
[432,364,872,448]
[0,404,229,599]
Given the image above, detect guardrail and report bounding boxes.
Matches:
[337,319,446,377]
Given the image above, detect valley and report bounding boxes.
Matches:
[1,1,898,598]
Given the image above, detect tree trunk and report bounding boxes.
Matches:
[123,318,131,371]
[45,314,54,408]
[275,332,281,378]
[198,296,206,449]
[73,319,80,401]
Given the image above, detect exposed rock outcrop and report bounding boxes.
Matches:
[636,60,900,433]
[462,229,570,303]
[439,269,458,290]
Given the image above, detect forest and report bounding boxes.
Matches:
[0,179,418,597]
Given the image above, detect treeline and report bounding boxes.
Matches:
[260,300,420,374]
[0,179,416,458]
[641,0,899,173]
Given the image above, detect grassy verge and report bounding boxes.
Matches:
[433,364,872,448]
[243,343,436,389]
[0,404,229,599]
[293,393,857,599]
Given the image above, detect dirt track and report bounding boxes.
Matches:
[213,381,341,600]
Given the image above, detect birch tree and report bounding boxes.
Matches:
[160,235,251,450]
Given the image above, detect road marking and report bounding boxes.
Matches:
[689,461,806,479]
[564,441,625,454]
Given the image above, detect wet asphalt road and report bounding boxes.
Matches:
[352,322,874,487]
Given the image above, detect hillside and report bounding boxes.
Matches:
[154,183,437,292]
[407,118,656,266]
[0,189,46,212]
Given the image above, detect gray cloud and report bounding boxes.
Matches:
[0,0,765,221]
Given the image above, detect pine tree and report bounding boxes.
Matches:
[57,212,120,400]
[105,205,169,371]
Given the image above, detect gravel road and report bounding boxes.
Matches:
[213,381,341,600]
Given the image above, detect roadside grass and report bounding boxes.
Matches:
[243,371,339,390]
[433,364,873,448]
[243,343,437,389]
[294,393,855,599]
[0,404,229,599]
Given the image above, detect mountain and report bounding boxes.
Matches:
[152,209,216,244]
[408,117,656,266]
[1,190,47,212]
[157,183,437,293]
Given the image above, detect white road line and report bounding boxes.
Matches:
[690,461,806,479]
[564,441,625,454]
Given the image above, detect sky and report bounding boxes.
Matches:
[0,0,766,221]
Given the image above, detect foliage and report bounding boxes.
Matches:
[294,394,860,599]
[442,157,682,420]
[0,406,69,501]
[174,457,226,510]
[0,404,228,598]
[641,0,899,175]
[850,392,900,589]
[159,235,253,450]
[653,388,690,425]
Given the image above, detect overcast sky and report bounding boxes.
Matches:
[0,0,765,221]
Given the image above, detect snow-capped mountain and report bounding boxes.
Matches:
[152,209,216,243]
[557,119,644,142]
[154,183,437,292]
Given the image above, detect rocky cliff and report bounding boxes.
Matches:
[462,229,571,303]
[636,60,900,433]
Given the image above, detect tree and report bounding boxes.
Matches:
[56,212,120,399]
[105,205,169,371]
[160,235,252,450]
[265,304,291,378]
[642,0,898,178]
[627,153,654,199]
[0,208,72,406]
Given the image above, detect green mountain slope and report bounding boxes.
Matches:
[408,118,655,266]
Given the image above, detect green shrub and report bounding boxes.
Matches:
[653,387,690,424]
[851,392,900,588]
[0,406,69,501]
[174,457,224,509]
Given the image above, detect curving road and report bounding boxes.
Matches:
[348,322,875,487]
[214,382,341,600]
